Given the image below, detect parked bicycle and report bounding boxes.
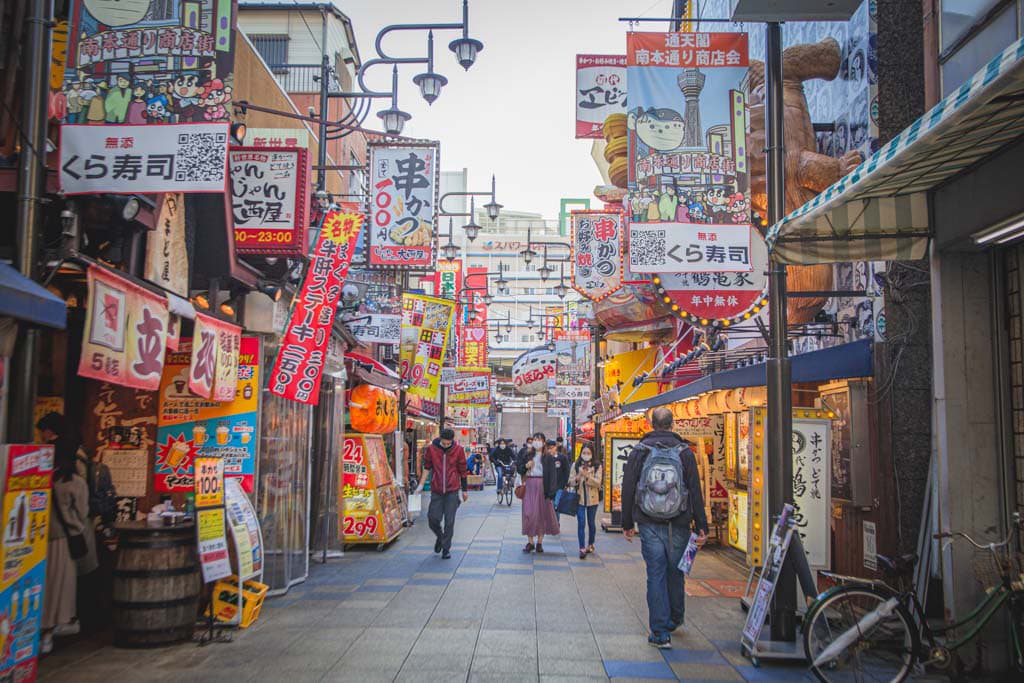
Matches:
[803,512,1024,682]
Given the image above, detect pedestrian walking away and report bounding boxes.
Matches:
[489,438,515,490]
[422,428,469,559]
[517,432,560,552]
[567,444,602,559]
[621,407,708,649]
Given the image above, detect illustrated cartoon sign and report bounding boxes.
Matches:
[576,54,627,139]
[571,210,624,301]
[0,444,53,682]
[230,147,310,256]
[368,143,439,268]
[64,0,237,125]
[156,336,261,493]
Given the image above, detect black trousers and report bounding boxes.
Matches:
[428,490,461,552]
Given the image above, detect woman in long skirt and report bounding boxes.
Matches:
[517,434,560,553]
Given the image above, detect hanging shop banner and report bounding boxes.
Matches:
[344,313,402,346]
[447,369,491,407]
[628,222,753,273]
[0,444,53,682]
[230,147,310,256]
[571,210,624,301]
[464,266,489,325]
[792,417,832,569]
[653,226,769,326]
[144,193,189,297]
[197,507,232,583]
[626,31,752,321]
[79,265,169,391]
[188,313,241,401]
[399,294,455,400]
[65,0,237,125]
[603,433,641,513]
[461,324,488,368]
[512,346,557,396]
[576,54,627,139]
[269,211,363,404]
[60,123,230,195]
[368,143,439,268]
[433,259,463,357]
[156,336,261,493]
[225,478,263,581]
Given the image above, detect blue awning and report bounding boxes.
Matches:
[0,263,67,329]
[620,339,873,413]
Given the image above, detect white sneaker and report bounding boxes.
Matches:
[54,620,80,636]
[40,634,53,655]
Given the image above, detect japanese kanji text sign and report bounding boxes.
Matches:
[446,368,491,407]
[230,147,310,256]
[461,324,488,367]
[571,210,623,301]
[653,226,768,324]
[368,143,438,268]
[60,123,229,194]
[399,294,455,400]
[144,193,188,297]
[188,313,241,401]
[269,211,363,404]
[576,55,627,139]
[791,417,832,569]
[628,222,753,273]
[79,265,169,391]
[343,313,402,346]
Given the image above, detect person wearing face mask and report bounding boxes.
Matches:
[422,428,469,559]
[568,445,603,559]
[516,432,560,552]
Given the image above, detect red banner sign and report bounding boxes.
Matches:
[269,210,363,404]
[626,32,749,68]
[79,265,169,391]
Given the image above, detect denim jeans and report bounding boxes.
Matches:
[638,522,691,638]
[494,464,505,488]
[577,504,597,549]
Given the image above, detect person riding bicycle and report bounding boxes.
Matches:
[490,438,515,490]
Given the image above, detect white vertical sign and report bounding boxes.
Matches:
[792,418,832,569]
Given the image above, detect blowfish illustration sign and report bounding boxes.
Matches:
[368,143,439,268]
[625,31,760,325]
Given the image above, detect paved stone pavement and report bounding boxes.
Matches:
[39,488,820,682]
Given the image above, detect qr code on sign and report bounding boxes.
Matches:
[174,132,228,183]
[630,229,666,268]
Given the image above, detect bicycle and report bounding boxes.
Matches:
[803,512,1024,682]
[497,465,516,506]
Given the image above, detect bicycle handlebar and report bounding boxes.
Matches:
[933,512,1021,549]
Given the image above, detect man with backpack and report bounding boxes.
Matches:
[621,407,708,649]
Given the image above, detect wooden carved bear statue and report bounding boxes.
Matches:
[747,38,863,324]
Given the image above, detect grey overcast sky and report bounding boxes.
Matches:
[343,0,680,219]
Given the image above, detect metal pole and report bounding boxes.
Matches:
[570,400,576,458]
[438,384,446,433]
[765,21,796,644]
[10,0,54,442]
[671,0,686,31]
[316,7,329,192]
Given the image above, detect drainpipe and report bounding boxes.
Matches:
[10,0,54,442]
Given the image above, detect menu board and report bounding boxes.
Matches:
[99,447,147,497]
[197,507,231,583]
[340,434,403,544]
[738,411,751,485]
[225,478,263,581]
[0,445,53,683]
[728,490,749,552]
[603,434,640,513]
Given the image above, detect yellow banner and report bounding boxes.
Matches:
[603,347,659,401]
[400,294,455,400]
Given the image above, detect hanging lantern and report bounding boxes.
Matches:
[350,384,399,434]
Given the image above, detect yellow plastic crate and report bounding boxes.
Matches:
[204,575,269,628]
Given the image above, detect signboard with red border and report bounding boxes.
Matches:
[367,141,439,269]
[571,210,624,302]
[575,54,627,139]
[230,147,310,256]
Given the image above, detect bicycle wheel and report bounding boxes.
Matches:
[804,585,918,683]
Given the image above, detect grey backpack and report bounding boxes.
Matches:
[636,443,689,520]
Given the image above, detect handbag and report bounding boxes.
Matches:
[53,492,88,560]
[514,484,526,500]
[556,488,579,516]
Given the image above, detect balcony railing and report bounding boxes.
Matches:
[265,63,342,94]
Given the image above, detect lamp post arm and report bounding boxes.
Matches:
[373,22,465,61]
[439,190,496,216]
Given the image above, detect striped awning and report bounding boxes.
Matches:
[767,37,1024,265]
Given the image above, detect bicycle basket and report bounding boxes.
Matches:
[971,547,1024,591]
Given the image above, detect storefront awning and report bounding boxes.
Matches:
[344,352,401,390]
[0,263,66,329]
[766,37,1024,265]
[620,339,872,413]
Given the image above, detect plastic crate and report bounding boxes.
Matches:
[204,575,269,628]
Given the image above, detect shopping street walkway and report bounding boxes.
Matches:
[40,488,817,682]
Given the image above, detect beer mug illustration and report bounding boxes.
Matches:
[216,422,230,445]
[168,439,190,470]
[192,424,207,445]
[240,430,252,445]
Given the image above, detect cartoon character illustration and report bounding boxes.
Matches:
[658,184,678,221]
[104,74,132,123]
[705,185,732,222]
[144,94,171,124]
[200,78,231,121]
[628,106,686,153]
[85,80,107,124]
[686,200,706,223]
[125,81,148,124]
[727,193,749,224]
[170,71,203,122]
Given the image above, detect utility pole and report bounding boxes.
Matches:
[316,6,330,193]
[10,0,54,442]
[764,22,796,644]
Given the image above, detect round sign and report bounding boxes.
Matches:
[84,0,151,27]
[512,347,556,396]
[653,226,769,328]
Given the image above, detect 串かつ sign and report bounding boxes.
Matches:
[368,143,439,268]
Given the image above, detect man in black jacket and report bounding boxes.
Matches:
[621,407,709,649]
[490,439,515,489]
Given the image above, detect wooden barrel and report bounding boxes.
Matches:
[112,521,200,648]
